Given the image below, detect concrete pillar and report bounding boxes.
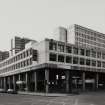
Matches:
[18,74,21,90]
[4,77,7,91]
[25,72,29,91]
[8,77,11,89]
[34,71,37,92]
[45,69,49,93]
[96,73,99,90]
[65,70,69,93]
[82,72,85,91]
[0,78,3,88]
[19,74,21,81]
[13,75,16,91]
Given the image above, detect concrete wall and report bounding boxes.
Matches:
[67,24,75,44]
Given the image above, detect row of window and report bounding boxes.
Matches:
[0,58,32,74]
[76,32,105,43]
[49,41,105,59]
[0,48,32,68]
[49,53,105,68]
[76,32,96,41]
[76,36,105,48]
[75,26,105,39]
[76,41,105,51]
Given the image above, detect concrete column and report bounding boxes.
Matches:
[13,75,16,91]
[65,70,69,93]
[8,77,11,89]
[34,71,37,92]
[45,69,49,93]
[96,73,99,90]
[25,72,29,91]
[0,78,3,88]
[82,72,85,91]
[4,77,7,91]
[19,74,21,81]
[18,74,21,90]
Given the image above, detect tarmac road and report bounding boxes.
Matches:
[0,92,105,105]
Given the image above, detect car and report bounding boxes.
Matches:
[0,88,6,93]
[7,89,17,94]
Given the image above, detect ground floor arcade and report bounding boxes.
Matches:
[0,67,105,93]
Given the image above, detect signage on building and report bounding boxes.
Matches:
[57,64,71,69]
[85,79,95,83]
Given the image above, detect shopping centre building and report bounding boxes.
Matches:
[0,24,105,93]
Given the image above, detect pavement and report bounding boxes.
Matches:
[18,91,71,97]
[0,92,105,105]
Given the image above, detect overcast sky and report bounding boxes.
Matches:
[0,0,105,50]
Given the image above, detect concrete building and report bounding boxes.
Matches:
[54,26,67,43]
[0,51,9,62]
[10,36,36,56]
[0,24,105,93]
[67,24,105,50]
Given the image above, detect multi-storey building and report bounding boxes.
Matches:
[10,36,36,55]
[0,25,105,94]
[68,24,105,50]
[0,51,9,62]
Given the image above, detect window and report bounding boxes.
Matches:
[20,54,22,59]
[80,58,85,65]
[91,50,96,58]
[97,52,101,58]
[18,63,20,68]
[92,60,96,66]
[23,61,25,67]
[26,50,29,57]
[58,44,64,52]
[86,59,90,66]
[80,49,85,55]
[97,61,101,67]
[73,47,78,54]
[30,48,32,55]
[66,46,72,53]
[16,56,18,61]
[58,55,64,62]
[49,53,57,61]
[30,58,32,65]
[86,50,90,56]
[102,62,105,68]
[49,41,57,51]
[73,57,78,64]
[66,56,72,63]
[32,50,38,61]
[23,52,25,58]
[26,59,30,66]
[102,53,105,59]
[17,55,20,60]
[21,62,24,67]
[15,64,18,69]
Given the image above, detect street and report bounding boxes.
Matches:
[0,92,105,105]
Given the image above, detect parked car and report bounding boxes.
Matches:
[7,89,17,94]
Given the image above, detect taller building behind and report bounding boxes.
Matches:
[11,36,36,55]
[54,24,105,50]
[68,24,105,49]
[0,51,9,62]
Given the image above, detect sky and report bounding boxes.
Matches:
[0,0,105,50]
